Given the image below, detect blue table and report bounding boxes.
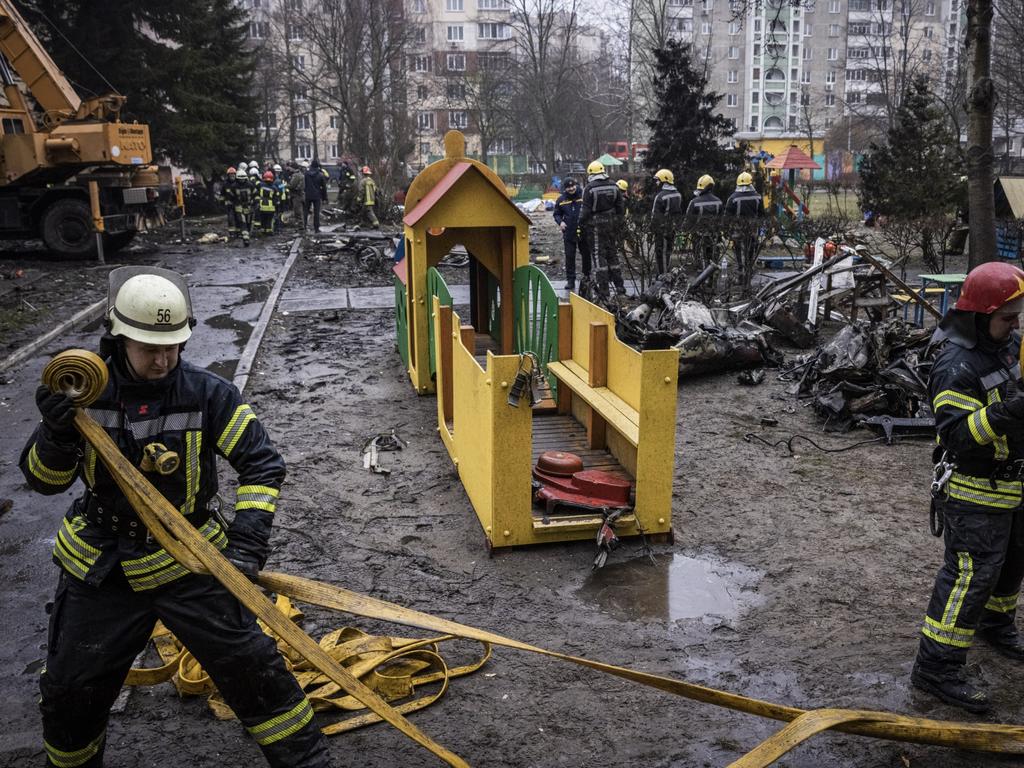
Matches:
[914,273,967,326]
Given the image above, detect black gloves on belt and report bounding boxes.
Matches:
[35,385,79,443]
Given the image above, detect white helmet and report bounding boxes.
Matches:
[300,160,310,168]
[107,268,194,345]
[236,167,249,178]
[248,161,260,169]
[273,163,282,172]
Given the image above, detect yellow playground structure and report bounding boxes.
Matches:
[394,131,680,551]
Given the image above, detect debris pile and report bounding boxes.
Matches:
[782,318,934,432]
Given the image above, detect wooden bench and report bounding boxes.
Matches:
[546,360,640,446]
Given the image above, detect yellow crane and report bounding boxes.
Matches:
[0,1,173,256]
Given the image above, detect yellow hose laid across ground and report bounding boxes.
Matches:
[44,349,1024,767]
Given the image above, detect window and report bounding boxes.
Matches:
[417,111,436,130]
[923,49,932,60]
[754,18,762,32]
[414,26,427,44]
[792,44,799,56]
[479,52,509,70]
[416,85,429,99]
[803,47,812,59]
[702,0,713,10]
[479,0,510,8]
[447,25,464,41]
[727,93,738,107]
[825,118,835,128]
[286,23,303,40]
[752,90,760,104]
[829,0,841,10]
[800,90,810,105]
[296,143,312,160]
[925,0,935,13]
[847,92,863,104]
[671,17,693,33]
[447,82,466,99]
[488,137,513,154]
[753,67,760,80]
[848,47,869,58]
[829,24,840,36]
[848,21,868,34]
[329,143,339,158]
[828,47,839,60]
[447,53,466,71]
[411,54,432,72]
[789,115,798,129]
[765,67,785,81]
[790,91,798,104]
[729,21,741,34]
[825,93,835,106]
[286,0,302,9]
[329,115,338,129]
[292,55,306,71]
[295,115,311,130]
[826,70,836,83]
[448,110,468,128]
[701,22,711,34]
[478,22,510,39]
[791,67,798,79]
[804,24,812,36]
[728,45,739,58]
[801,69,811,83]
[294,87,308,102]
[420,142,431,156]
[764,116,784,129]
[446,0,464,9]
[249,21,269,38]
[924,26,933,38]
[257,113,277,129]
[412,0,427,10]
[727,69,738,83]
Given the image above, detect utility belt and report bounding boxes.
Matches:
[82,493,214,541]
[954,459,1024,482]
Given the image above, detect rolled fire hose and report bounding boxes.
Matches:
[43,349,1024,767]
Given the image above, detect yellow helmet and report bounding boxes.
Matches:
[736,171,753,186]
[616,179,628,192]
[587,160,605,175]
[654,168,674,185]
[697,174,715,190]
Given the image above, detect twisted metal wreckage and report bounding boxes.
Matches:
[616,243,938,437]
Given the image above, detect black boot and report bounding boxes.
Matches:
[978,625,1024,661]
[910,664,991,714]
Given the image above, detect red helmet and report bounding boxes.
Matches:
[262,171,275,181]
[361,165,371,175]
[955,262,1024,314]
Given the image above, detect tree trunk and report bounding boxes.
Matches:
[965,0,997,269]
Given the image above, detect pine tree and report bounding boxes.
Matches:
[643,39,743,192]
[21,0,256,179]
[858,76,962,218]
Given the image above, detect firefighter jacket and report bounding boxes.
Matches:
[553,187,583,231]
[579,177,624,228]
[725,187,763,218]
[684,190,723,228]
[224,178,253,212]
[274,179,289,205]
[651,184,683,225]
[930,332,1024,509]
[257,181,280,213]
[20,355,285,591]
[362,176,377,207]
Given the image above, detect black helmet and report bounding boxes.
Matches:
[564,177,578,188]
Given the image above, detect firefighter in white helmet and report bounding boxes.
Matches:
[21,267,331,768]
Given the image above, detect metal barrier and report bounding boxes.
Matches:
[426,267,453,377]
[512,265,559,393]
[395,277,409,368]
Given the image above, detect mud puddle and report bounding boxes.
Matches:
[575,552,763,624]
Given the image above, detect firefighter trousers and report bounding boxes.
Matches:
[587,217,624,293]
[562,230,590,283]
[652,224,676,276]
[915,498,1024,676]
[40,568,331,768]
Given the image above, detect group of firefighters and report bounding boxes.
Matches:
[219,159,379,245]
[553,159,765,296]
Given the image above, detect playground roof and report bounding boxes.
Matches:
[596,153,623,167]
[404,161,531,227]
[995,176,1024,218]
[765,145,821,170]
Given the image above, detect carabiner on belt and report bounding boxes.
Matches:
[931,451,955,499]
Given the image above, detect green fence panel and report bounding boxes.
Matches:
[426,267,453,377]
[513,265,560,395]
[394,277,409,368]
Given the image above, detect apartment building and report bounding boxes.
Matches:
[661,0,963,176]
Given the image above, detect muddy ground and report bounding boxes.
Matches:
[1,212,1013,768]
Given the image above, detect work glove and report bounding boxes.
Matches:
[1003,393,1024,420]
[559,222,567,232]
[35,385,79,443]
[223,544,261,583]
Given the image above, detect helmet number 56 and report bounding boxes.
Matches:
[156,308,171,324]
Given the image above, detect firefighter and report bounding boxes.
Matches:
[273,164,288,230]
[254,171,280,236]
[650,168,682,276]
[359,166,380,229]
[684,174,723,269]
[724,171,764,287]
[226,167,253,247]
[553,177,588,292]
[219,167,240,240]
[578,159,626,298]
[21,267,331,768]
[616,178,629,197]
[304,160,328,234]
[338,161,360,217]
[288,163,307,231]
[912,261,1024,714]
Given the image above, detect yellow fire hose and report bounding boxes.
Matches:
[42,349,1024,767]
